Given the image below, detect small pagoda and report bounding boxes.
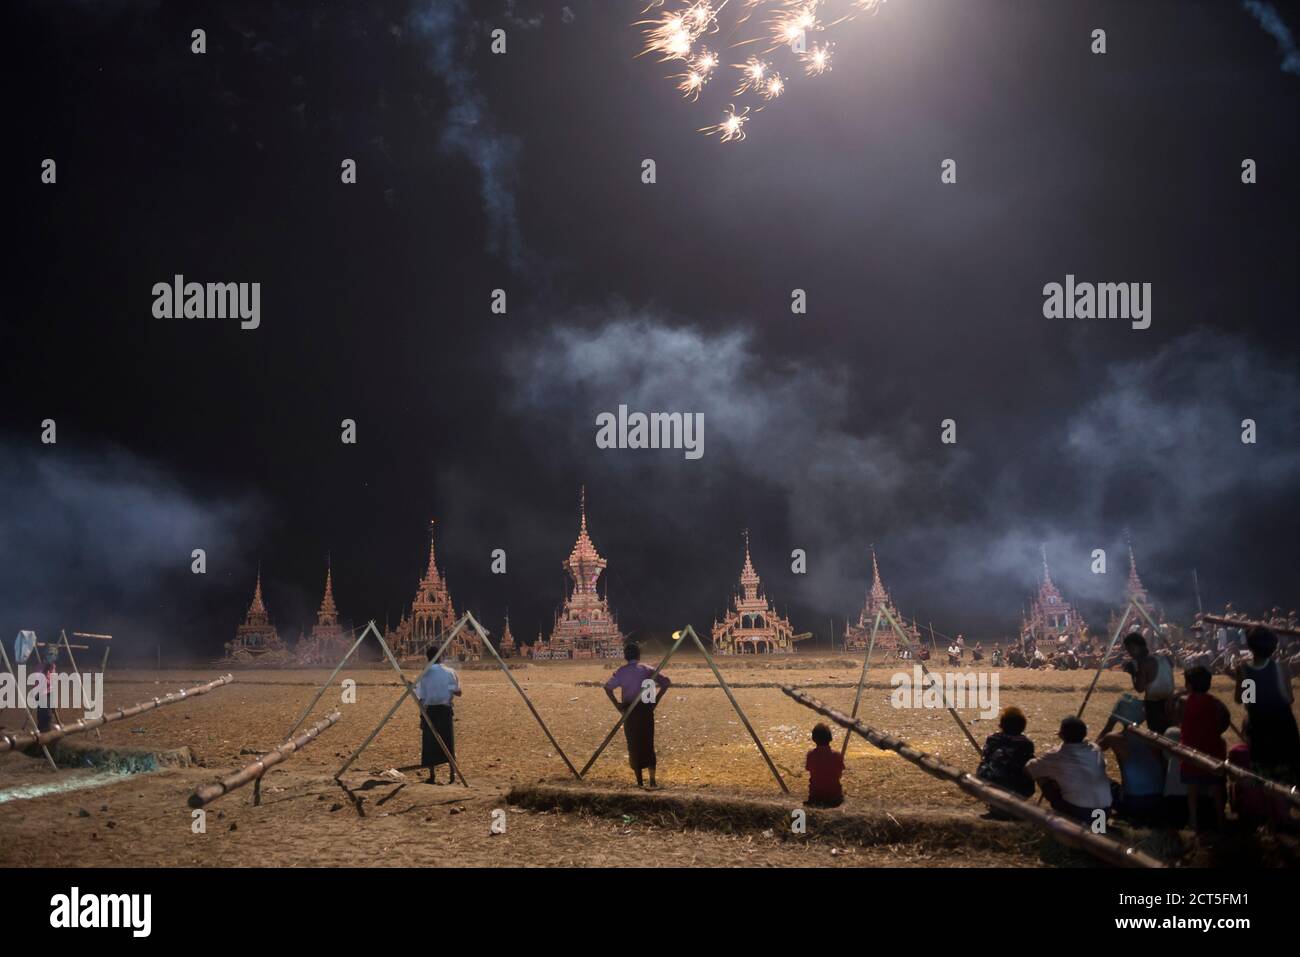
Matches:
[386,520,478,661]
[844,549,921,652]
[224,569,289,662]
[295,562,353,665]
[712,531,802,654]
[1108,543,1163,636]
[499,616,517,658]
[1023,547,1087,644]
[531,488,624,660]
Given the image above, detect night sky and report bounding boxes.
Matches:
[5,0,1299,660]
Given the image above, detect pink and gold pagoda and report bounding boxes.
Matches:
[529,488,624,660]
[224,568,288,661]
[386,520,478,661]
[1023,548,1087,643]
[295,562,353,665]
[712,531,803,654]
[844,549,921,652]
[1108,543,1163,635]
[498,616,517,658]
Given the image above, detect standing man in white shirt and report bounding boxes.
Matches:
[413,645,462,785]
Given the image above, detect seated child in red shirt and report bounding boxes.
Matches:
[1180,666,1229,832]
[805,723,845,808]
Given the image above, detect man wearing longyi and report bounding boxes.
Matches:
[414,646,462,785]
[604,642,671,789]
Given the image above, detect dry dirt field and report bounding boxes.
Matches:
[0,654,1276,868]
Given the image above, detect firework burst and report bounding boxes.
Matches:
[701,104,751,142]
[801,42,833,76]
[638,0,889,142]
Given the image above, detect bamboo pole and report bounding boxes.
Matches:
[879,606,982,757]
[58,629,102,741]
[1114,717,1300,810]
[1078,600,1142,719]
[840,610,882,758]
[579,625,788,793]
[1199,613,1300,638]
[334,621,468,786]
[691,626,789,793]
[579,629,687,779]
[782,686,1166,869]
[0,637,59,769]
[0,675,234,753]
[190,710,341,808]
[462,614,580,779]
[283,622,377,739]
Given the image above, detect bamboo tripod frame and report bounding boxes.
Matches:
[0,636,58,770]
[1077,598,1165,719]
[51,630,112,741]
[299,614,580,784]
[868,605,983,757]
[839,610,882,757]
[579,624,789,793]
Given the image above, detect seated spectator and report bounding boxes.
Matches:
[976,706,1035,819]
[1099,697,1166,826]
[1161,725,1190,829]
[804,723,845,808]
[1179,666,1229,832]
[1227,737,1271,829]
[1025,716,1113,823]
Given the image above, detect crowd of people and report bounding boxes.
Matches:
[406,623,1297,841]
[971,627,1300,833]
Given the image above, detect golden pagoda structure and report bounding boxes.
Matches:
[295,561,353,664]
[528,488,624,660]
[223,568,289,662]
[712,531,803,654]
[499,616,517,658]
[1023,547,1088,644]
[844,549,921,652]
[1108,542,1164,636]
[386,520,479,661]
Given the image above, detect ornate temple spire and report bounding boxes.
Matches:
[247,566,269,623]
[317,561,338,625]
[869,547,888,601]
[1041,544,1053,586]
[566,486,606,592]
[423,519,443,585]
[739,529,761,600]
[1126,541,1151,605]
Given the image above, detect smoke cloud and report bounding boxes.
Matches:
[0,444,264,656]
[505,311,1300,636]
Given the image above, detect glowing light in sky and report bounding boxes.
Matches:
[637,0,887,142]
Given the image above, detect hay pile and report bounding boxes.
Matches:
[506,782,1108,864]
